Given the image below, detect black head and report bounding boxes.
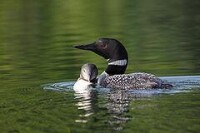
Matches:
[75,38,128,75]
[74,38,128,62]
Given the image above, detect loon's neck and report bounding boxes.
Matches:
[105,59,128,75]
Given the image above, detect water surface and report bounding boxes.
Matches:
[0,0,200,133]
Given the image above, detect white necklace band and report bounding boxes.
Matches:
[108,59,127,66]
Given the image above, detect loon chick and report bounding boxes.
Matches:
[74,38,172,89]
[73,63,98,91]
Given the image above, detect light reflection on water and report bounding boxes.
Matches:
[74,89,96,123]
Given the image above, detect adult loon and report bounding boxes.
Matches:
[73,63,98,91]
[74,38,172,89]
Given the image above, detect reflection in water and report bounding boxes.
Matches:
[73,87,134,131]
[74,87,97,123]
[74,87,132,131]
[73,83,133,131]
[107,89,132,131]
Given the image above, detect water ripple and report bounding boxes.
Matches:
[42,76,200,95]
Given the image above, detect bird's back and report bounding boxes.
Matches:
[102,72,171,89]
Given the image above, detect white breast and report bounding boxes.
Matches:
[73,79,92,92]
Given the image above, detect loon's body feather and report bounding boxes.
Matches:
[101,72,165,89]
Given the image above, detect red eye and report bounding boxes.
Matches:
[100,43,107,49]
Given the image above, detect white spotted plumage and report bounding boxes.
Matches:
[102,72,163,89]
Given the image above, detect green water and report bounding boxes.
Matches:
[0,0,200,133]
